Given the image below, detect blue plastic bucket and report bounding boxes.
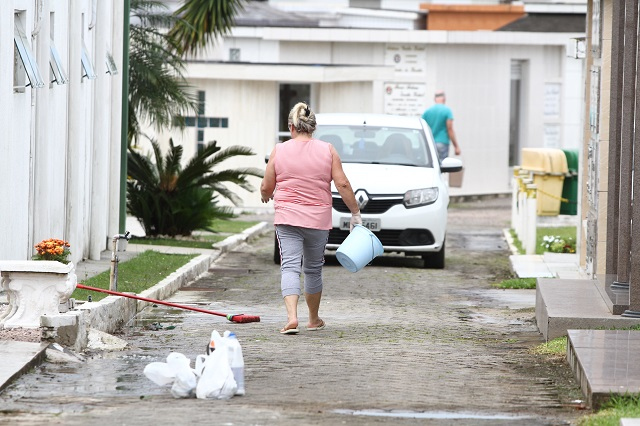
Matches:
[336,224,384,272]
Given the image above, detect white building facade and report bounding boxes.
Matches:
[152,18,585,209]
[1,0,124,263]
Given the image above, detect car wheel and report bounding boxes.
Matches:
[422,239,445,269]
[273,235,281,265]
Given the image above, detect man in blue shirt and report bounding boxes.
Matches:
[422,91,461,162]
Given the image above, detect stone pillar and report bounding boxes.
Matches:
[0,261,77,328]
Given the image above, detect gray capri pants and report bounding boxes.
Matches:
[275,225,329,298]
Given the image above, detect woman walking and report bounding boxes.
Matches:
[260,102,361,334]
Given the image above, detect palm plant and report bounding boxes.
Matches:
[169,0,246,55]
[127,139,263,236]
[127,0,257,235]
[128,0,196,145]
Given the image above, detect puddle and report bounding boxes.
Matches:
[466,312,500,324]
[456,289,536,310]
[333,409,534,420]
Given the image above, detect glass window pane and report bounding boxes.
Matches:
[81,41,97,80]
[197,91,205,115]
[105,52,118,75]
[221,118,228,128]
[14,18,45,88]
[50,39,68,84]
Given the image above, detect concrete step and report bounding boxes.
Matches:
[568,329,640,409]
[536,278,640,341]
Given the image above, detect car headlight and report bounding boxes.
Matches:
[403,187,438,208]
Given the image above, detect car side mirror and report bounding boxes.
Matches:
[440,157,463,173]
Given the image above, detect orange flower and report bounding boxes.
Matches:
[32,238,71,264]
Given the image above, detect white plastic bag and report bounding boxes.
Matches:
[143,362,175,386]
[166,352,197,398]
[195,330,237,400]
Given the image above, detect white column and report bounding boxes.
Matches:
[0,3,16,259]
[65,0,85,264]
[525,184,538,255]
[108,0,124,241]
[89,0,110,259]
[511,170,519,231]
[33,0,53,243]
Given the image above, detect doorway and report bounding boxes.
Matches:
[278,84,311,142]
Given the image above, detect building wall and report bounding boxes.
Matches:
[149,79,280,208]
[0,0,123,262]
[318,82,375,114]
[154,28,584,209]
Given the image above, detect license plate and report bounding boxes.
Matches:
[339,217,381,231]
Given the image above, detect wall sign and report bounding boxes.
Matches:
[383,82,427,116]
[384,44,427,80]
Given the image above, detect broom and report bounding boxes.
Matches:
[76,283,260,323]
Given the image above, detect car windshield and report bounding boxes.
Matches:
[315,125,433,167]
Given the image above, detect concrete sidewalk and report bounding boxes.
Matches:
[1,219,577,395]
[504,219,640,410]
[0,221,270,394]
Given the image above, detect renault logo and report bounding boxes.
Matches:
[355,190,369,210]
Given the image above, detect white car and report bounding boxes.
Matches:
[315,113,462,269]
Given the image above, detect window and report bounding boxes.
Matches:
[175,90,229,153]
[50,39,68,85]
[14,14,45,90]
[229,48,241,62]
[81,41,97,80]
[197,91,205,115]
[105,51,118,75]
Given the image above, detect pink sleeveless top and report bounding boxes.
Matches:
[273,138,333,230]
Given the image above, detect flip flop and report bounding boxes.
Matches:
[280,327,299,335]
[307,320,325,331]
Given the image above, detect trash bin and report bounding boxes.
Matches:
[520,148,568,216]
[560,149,579,215]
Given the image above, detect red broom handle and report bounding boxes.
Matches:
[76,283,260,323]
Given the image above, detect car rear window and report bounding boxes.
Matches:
[315,125,433,167]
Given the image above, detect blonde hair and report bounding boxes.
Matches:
[288,102,316,135]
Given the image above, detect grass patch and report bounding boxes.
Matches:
[537,226,576,254]
[532,336,567,356]
[494,277,537,289]
[510,226,576,255]
[73,250,197,302]
[130,236,223,248]
[210,218,260,234]
[130,219,260,249]
[509,229,525,254]
[578,394,640,425]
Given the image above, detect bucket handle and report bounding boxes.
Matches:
[368,232,377,266]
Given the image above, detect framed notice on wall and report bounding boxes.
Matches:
[384,44,427,80]
[544,83,561,119]
[383,82,427,116]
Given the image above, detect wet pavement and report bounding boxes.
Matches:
[0,197,589,425]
